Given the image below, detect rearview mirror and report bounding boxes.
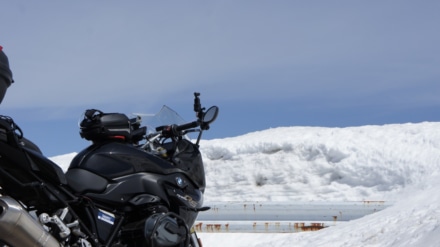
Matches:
[203,106,219,125]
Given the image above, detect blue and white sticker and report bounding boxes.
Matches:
[98,209,115,225]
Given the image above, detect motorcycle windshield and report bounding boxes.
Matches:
[136,106,193,138]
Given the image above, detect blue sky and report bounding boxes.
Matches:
[1,1,440,157]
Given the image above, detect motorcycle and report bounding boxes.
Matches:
[0,92,218,247]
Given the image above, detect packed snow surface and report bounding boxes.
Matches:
[51,122,440,247]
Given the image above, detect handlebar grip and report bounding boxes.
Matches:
[175,121,199,132]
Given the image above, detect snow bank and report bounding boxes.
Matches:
[200,122,440,203]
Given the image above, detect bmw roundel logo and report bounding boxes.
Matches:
[176,177,184,187]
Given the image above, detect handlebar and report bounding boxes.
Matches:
[154,120,200,139]
[175,121,200,132]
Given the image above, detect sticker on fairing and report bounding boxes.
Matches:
[98,209,115,225]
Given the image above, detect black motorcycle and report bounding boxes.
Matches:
[0,92,218,247]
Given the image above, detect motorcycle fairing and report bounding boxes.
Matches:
[171,139,206,191]
[78,172,170,207]
[72,171,203,210]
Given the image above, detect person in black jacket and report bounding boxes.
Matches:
[0,45,14,104]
